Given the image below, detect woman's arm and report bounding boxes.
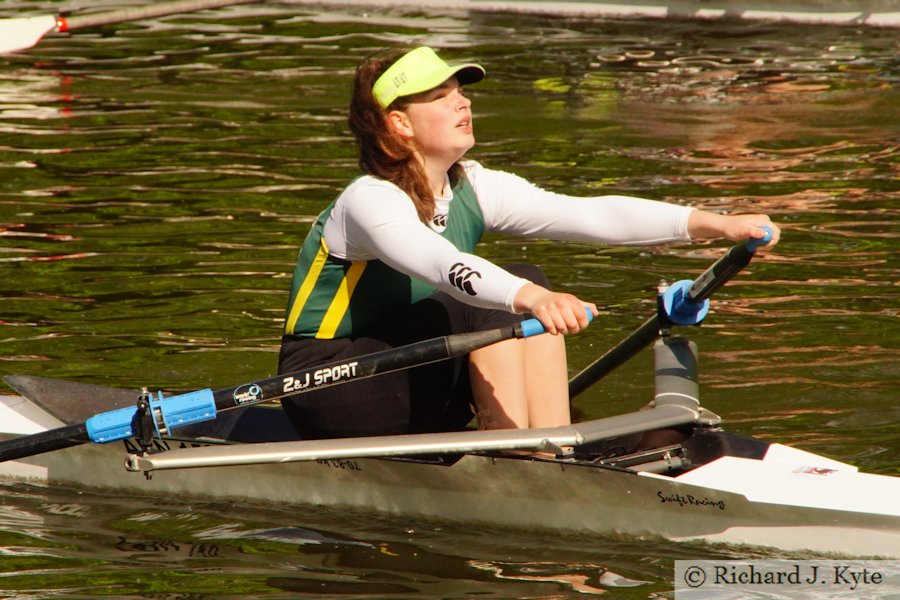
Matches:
[466,163,780,333]
[334,179,530,312]
[469,163,692,244]
[469,162,781,248]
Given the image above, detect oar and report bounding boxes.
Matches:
[568,228,773,399]
[0,310,591,463]
[0,0,265,54]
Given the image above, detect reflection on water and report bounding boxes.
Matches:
[0,4,897,598]
[0,481,693,597]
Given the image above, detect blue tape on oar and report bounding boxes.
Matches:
[519,307,594,337]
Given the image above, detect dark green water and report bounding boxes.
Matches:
[1,2,897,597]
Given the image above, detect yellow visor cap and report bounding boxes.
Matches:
[372,47,485,109]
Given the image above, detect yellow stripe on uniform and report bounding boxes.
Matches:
[316,261,367,339]
[284,238,330,335]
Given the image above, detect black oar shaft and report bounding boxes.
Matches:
[568,316,659,399]
[62,0,264,30]
[0,423,89,463]
[688,242,758,303]
[207,328,514,417]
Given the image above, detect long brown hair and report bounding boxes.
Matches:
[348,46,464,223]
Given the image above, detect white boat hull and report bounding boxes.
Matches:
[2,394,898,558]
[303,0,900,27]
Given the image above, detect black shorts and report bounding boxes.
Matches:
[277,263,550,439]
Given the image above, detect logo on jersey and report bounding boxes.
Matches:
[432,213,447,228]
[448,262,481,296]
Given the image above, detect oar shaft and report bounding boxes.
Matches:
[207,328,517,420]
[568,316,659,399]
[688,239,761,303]
[0,423,88,463]
[60,0,264,31]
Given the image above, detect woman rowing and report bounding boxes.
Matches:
[278,45,780,440]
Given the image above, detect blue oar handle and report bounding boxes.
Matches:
[745,225,774,252]
[518,307,594,337]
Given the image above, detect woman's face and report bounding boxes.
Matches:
[392,77,475,167]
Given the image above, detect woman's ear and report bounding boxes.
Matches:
[387,110,414,138]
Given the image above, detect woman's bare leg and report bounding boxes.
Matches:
[468,338,529,429]
[468,334,570,429]
[523,332,570,428]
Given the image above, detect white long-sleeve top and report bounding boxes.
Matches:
[322,160,694,312]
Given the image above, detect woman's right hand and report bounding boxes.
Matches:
[513,283,597,335]
[687,210,781,249]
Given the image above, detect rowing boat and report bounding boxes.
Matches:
[2,233,898,558]
[3,365,900,558]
